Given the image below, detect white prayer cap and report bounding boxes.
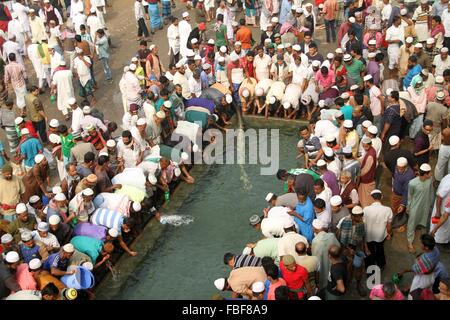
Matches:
[136,118,147,126]
[37,222,49,232]
[132,201,142,212]
[59,61,66,66]
[312,219,326,230]
[255,87,264,96]
[335,48,344,54]
[389,135,400,146]
[48,215,61,225]
[220,46,227,53]
[208,39,215,45]
[20,128,29,135]
[54,192,66,201]
[291,4,298,10]
[271,17,279,23]
[82,188,94,196]
[405,37,414,44]
[352,206,364,215]
[75,47,83,53]
[82,261,94,271]
[323,147,334,157]
[225,94,233,104]
[312,60,321,67]
[343,119,353,128]
[191,38,198,44]
[386,88,393,96]
[106,139,116,148]
[242,246,252,255]
[325,135,336,143]
[349,17,356,23]
[342,146,352,154]
[426,38,435,45]
[368,125,378,135]
[277,44,284,50]
[182,11,190,18]
[350,84,359,91]
[436,90,446,100]
[21,231,33,242]
[108,228,119,238]
[202,63,211,70]
[218,56,225,63]
[296,7,303,13]
[340,92,350,99]
[129,63,137,71]
[242,89,250,98]
[264,38,272,43]
[5,251,19,264]
[368,52,376,59]
[441,47,449,53]
[148,174,157,184]
[131,57,138,62]
[285,43,292,48]
[67,97,77,105]
[363,74,373,82]
[82,106,91,114]
[317,159,327,167]
[265,193,274,202]
[436,75,445,84]
[269,96,276,104]
[181,152,189,161]
[293,44,301,51]
[327,52,334,60]
[232,20,239,27]
[174,167,181,177]
[318,100,325,108]
[361,136,372,144]
[319,3,324,8]
[1,233,13,244]
[35,154,45,164]
[99,151,108,157]
[368,39,376,46]
[330,195,343,206]
[415,43,423,49]
[283,101,291,109]
[370,189,382,196]
[28,258,41,271]
[420,0,428,3]
[29,9,36,13]
[192,144,199,152]
[252,281,265,293]
[230,52,239,61]
[397,157,408,167]
[214,278,226,290]
[308,296,322,300]
[43,0,50,3]
[283,219,294,228]
[420,163,432,172]
[49,119,60,128]
[15,117,24,125]
[156,110,166,119]
[63,243,75,253]
[301,95,311,105]
[235,41,242,47]
[400,8,408,16]
[343,54,352,62]
[175,61,184,68]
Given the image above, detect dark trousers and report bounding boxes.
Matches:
[365,240,386,269]
[324,19,336,43]
[169,48,180,66]
[137,18,150,37]
[444,37,450,50]
[33,119,48,144]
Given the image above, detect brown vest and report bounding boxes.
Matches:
[340,181,356,206]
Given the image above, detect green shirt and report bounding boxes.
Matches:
[344,59,364,85]
[60,133,75,158]
[215,24,227,48]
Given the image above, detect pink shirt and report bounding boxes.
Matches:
[363,32,384,48]
[315,69,335,88]
[369,284,405,300]
[267,278,287,300]
[323,0,338,21]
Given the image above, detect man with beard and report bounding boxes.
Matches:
[48,214,73,246]
[61,163,81,200]
[0,163,25,222]
[0,251,21,299]
[7,203,38,242]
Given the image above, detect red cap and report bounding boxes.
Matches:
[198,23,206,31]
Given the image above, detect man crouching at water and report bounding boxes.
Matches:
[214,266,267,299]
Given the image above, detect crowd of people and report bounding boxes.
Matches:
[0,0,450,301]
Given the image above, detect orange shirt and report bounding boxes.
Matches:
[236,26,253,50]
[323,0,338,21]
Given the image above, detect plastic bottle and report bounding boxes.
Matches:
[164,191,170,203]
[50,94,56,103]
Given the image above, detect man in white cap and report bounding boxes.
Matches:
[51,63,74,120]
[17,129,43,172]
[179,12,192,58]
[167,17,181,65]
[405,163,434,253]
[364,74,384,130]
[33,221,60,253]
[399,36,415,78]
[311,218,340,293]
[254,45,272,81]
[214,264,267,298]
[7,203,37,242]
[391,157,416,216]
[263,80,286,118]
[363,189,393,269]
[73,46,95,104]
[173,61,191,99]
[67,187,96,225]
[358,136,377,208]
[435,46,450,77]
[329,195,349,234]
[342,119,359,158]
[0,251,21,298]
[384,135,416,175]
[239,76,257,114]
[42,243,76,277]
[426,90,448,150]
[385,15,405,70]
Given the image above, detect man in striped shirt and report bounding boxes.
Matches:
[4,53,27,109]
[223,252,263,269]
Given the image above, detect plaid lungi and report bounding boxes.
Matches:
[162,1,171,18]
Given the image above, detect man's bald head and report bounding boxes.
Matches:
[443,128,450,145]
[295,242,307,255]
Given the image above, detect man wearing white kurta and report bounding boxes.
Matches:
[69,98,84,133]
[178,12,192,58]
[27,41,46,89]
[91,0,107,26]
[52,64,74,117]
[253,50,272,81]
[49,45,64,76]
[3,36,24,66]
[430,174,450,244]
[385,16,405,70]
[12,0,30,37]
[29,10,47,44]
[167,18,180,65]
[86,8,104,45]
[8,13,26,56]
[412,0,430,42]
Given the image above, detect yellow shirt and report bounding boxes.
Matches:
[0,176,25,216]
[39,43,51,65]
[345,130,360,158]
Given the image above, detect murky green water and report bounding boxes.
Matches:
[113,123,301,299]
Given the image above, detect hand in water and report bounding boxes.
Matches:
[129,251,138,257]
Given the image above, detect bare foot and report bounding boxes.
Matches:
[408,244,416,254]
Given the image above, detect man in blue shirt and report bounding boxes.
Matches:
[289,189,315,242]
[403,55,422,89]
[95,28,112,83]
[18,128,43,170]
